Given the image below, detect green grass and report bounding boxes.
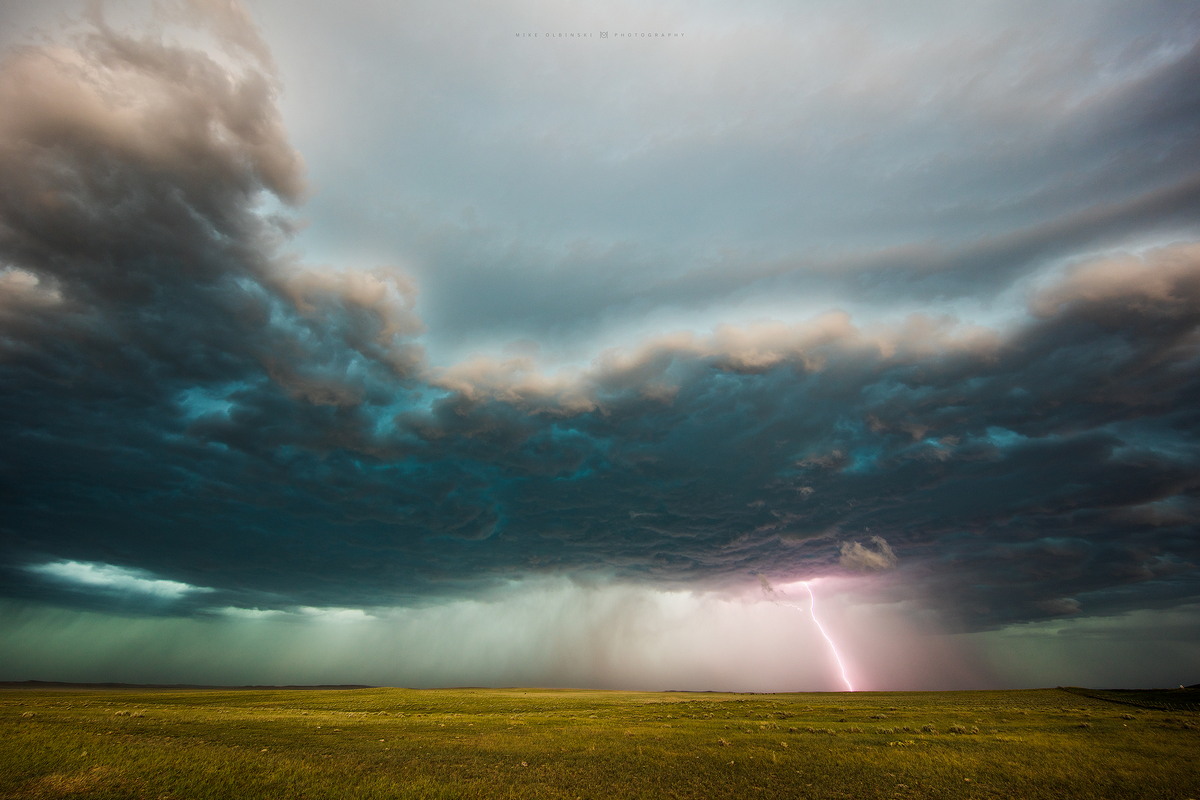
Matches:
[2,687,1196,799]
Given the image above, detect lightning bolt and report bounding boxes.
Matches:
[801,580,855,692]
[759,574,856,692]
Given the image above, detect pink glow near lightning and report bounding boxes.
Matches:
[801,581,855,692]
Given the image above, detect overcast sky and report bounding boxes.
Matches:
[1,0,1198,691]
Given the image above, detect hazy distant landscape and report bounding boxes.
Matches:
[4,686,1197,799]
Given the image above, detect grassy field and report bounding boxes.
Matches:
[2,686,1197,799]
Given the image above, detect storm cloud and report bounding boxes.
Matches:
[1,0,1198,689]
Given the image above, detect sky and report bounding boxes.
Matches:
[1,0,1198,692]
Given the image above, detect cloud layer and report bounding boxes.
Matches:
[1,1,1198,688]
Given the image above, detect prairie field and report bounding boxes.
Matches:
[1,686,1197,800]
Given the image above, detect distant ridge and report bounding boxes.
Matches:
[0,680,374,690]
[1060,686,1200,713]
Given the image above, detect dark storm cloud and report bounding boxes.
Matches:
[0,4,425,605]
[2,2,1198,636]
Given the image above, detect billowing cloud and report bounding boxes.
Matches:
[0,0,1198,689]
[839,537,898,572]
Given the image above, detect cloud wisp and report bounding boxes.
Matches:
[27,561,214,601]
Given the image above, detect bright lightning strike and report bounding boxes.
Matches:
[801,580,855,692]
[760,574,858,692]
